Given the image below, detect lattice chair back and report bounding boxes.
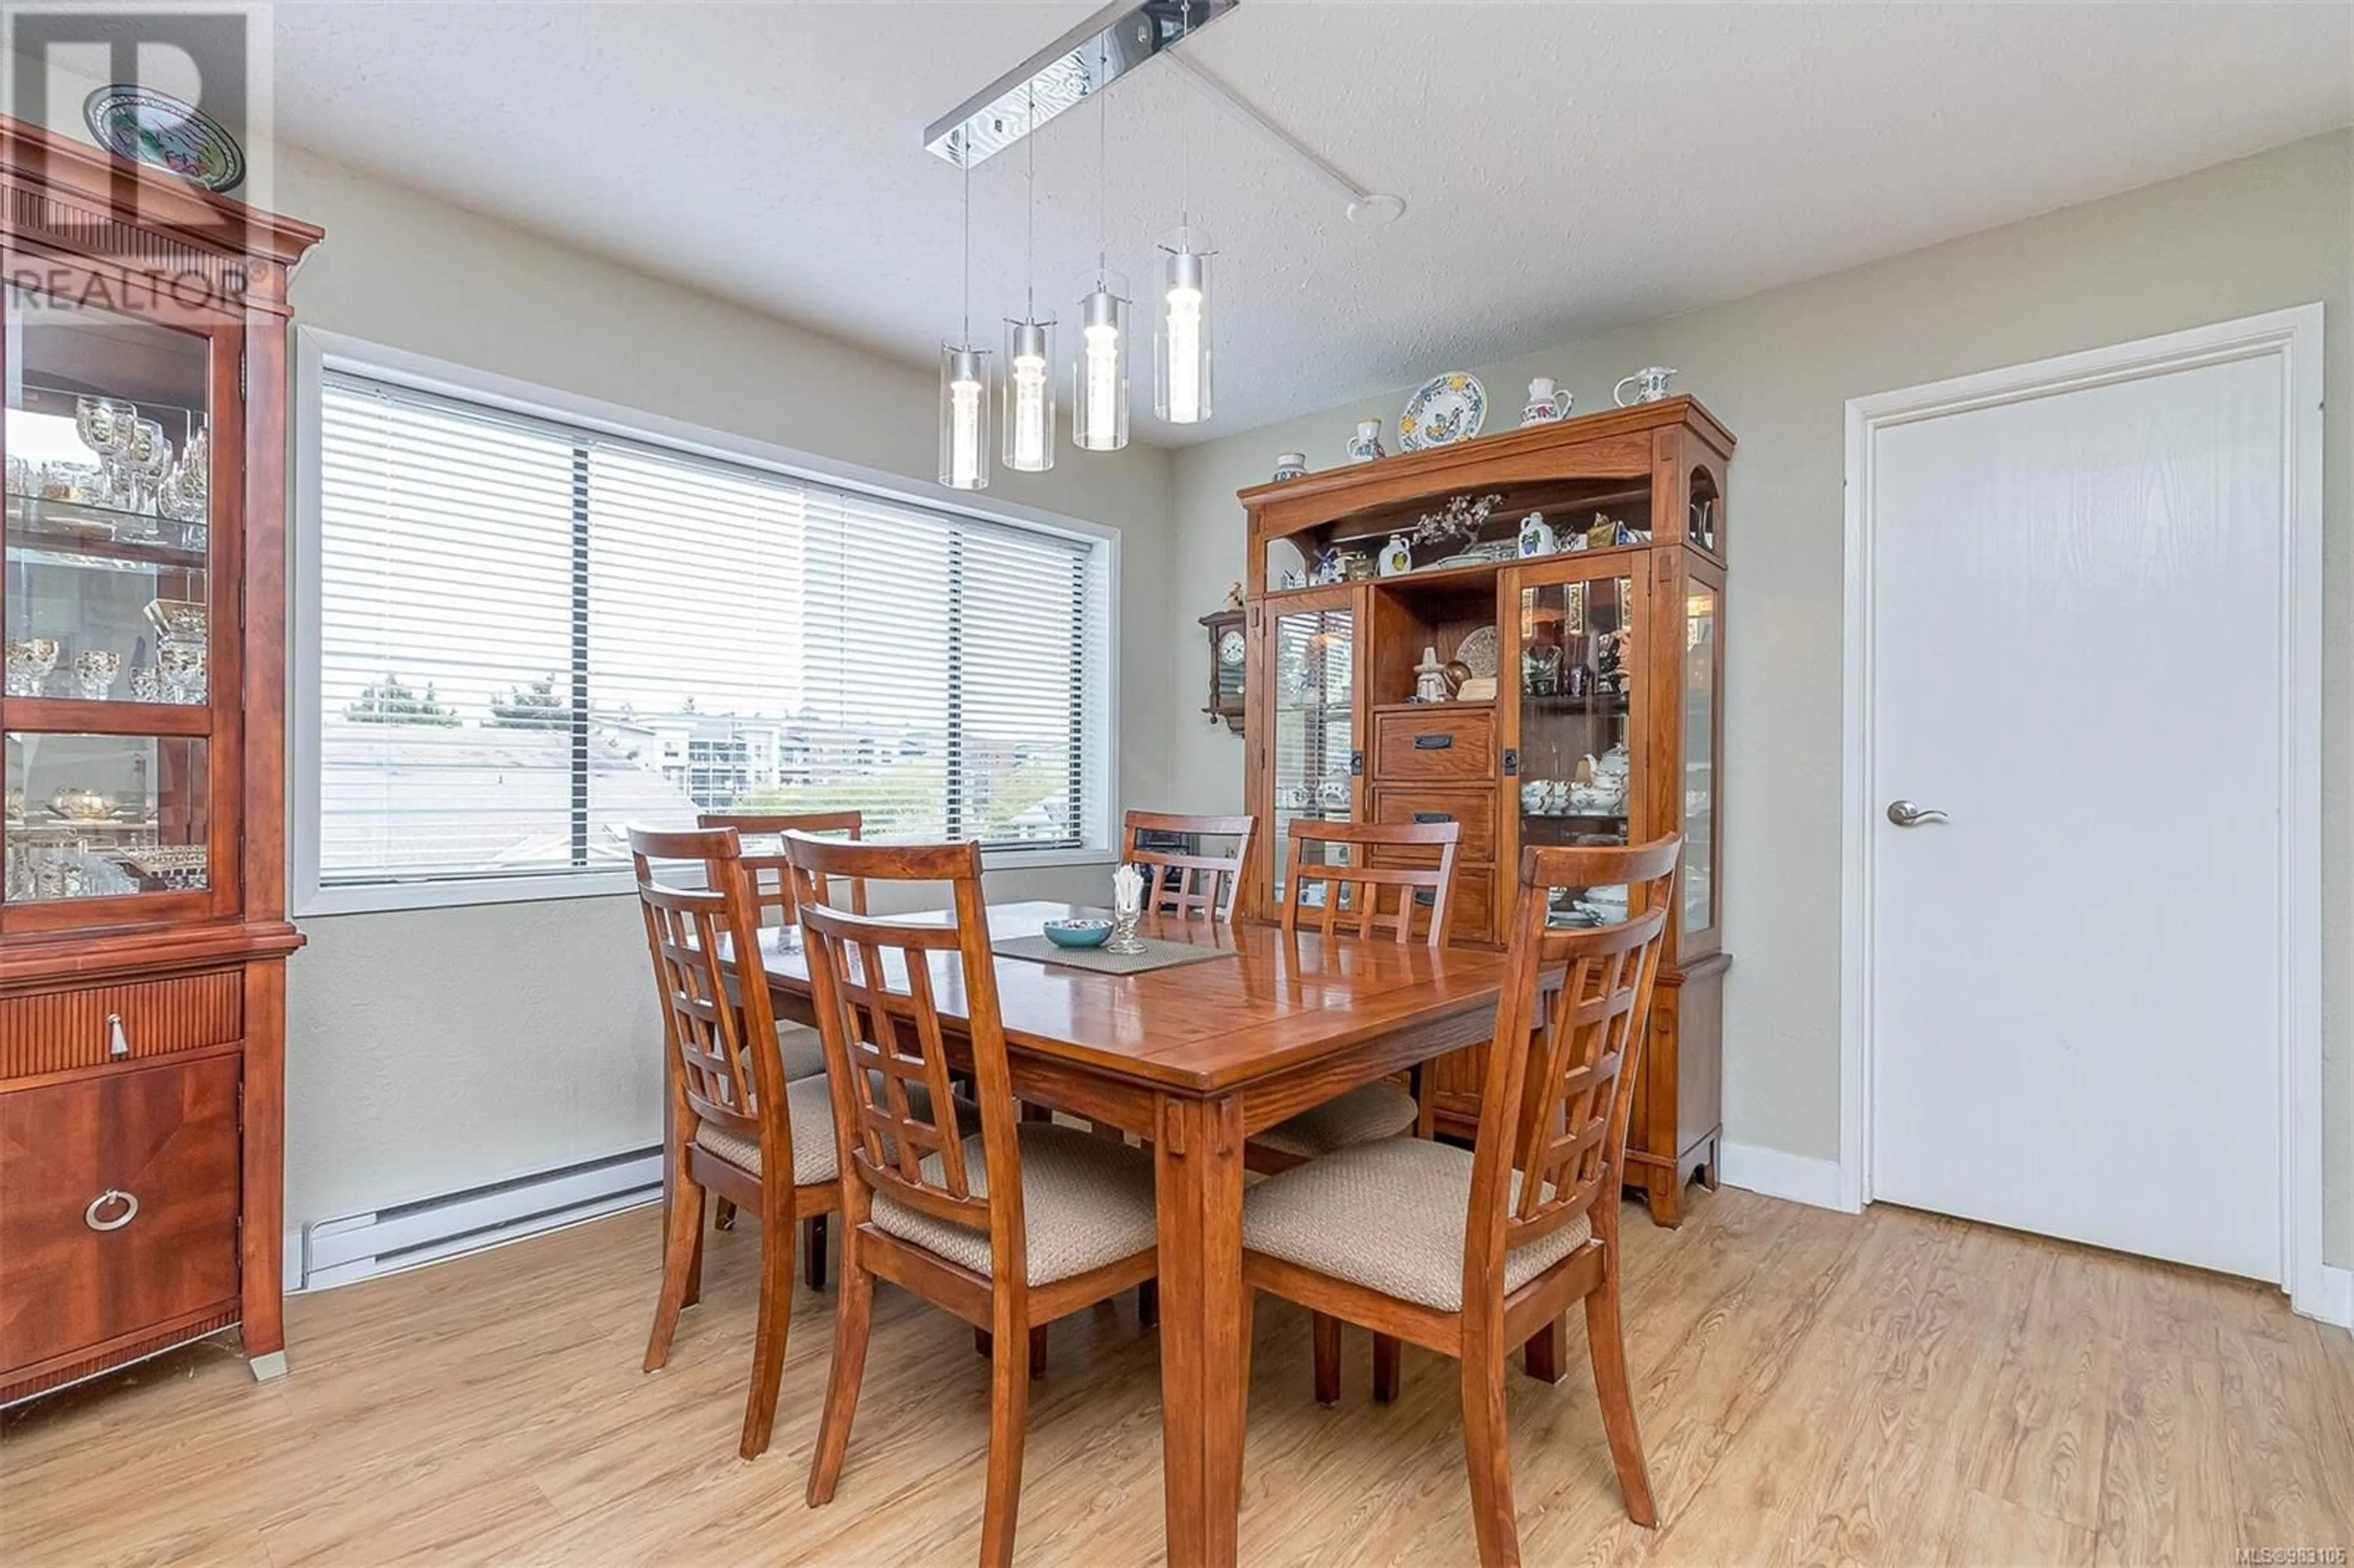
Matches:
[1467,835,1683,1297]
[629,825,794,1178]
[698,809,866,929]
[1280,818,1462,946]
[1121,809,1259,921]
[783,834,1030,1282]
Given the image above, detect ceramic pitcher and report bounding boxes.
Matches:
[1613,365,1677,406]
[1520,377,1573,425]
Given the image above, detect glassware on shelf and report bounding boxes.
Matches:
[71,649,123,701]
[157,639,207,704]
[127,664,162,703]
[6,637,59,696]
[38,461,109,505]
[75,394,137,455]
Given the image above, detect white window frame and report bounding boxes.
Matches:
[290,329,1120,916]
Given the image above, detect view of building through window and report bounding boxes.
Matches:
[315,371,1103,886]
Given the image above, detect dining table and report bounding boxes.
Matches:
[748,899,1512,1568]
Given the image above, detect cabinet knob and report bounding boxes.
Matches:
[85,1189,139,1231]
[105,1012,130,1060]
[1411,734,1454,750]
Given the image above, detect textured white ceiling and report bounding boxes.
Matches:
[270,1,2352,445]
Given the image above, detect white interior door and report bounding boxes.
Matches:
[1867,351,2287,1281]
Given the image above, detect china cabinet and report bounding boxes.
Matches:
[1240,398,1731,1223]
[0,115,322,1402]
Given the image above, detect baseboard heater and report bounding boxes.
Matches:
[302,1144,663,1291]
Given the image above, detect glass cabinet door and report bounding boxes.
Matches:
[3,281,225,913]
[4,733,210,901]
[1514,572,1637,926]
[1682,584,1719,936]
[1269,598,1355,902]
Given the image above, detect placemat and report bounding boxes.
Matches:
[993,933,1240,976]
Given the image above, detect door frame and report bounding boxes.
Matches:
[1838,305,2336,1322]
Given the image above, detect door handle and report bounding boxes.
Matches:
[1886,799,1949,828]
[1412,734,1454,750]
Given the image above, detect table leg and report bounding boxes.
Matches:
[1154,1091,1247,1568]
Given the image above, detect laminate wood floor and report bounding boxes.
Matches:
[5,1187,2348,1566]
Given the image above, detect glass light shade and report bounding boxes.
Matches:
[1072,276,1130,452]
[939,341,992,491]
[1002,317,1057,472]
[1153,226,1213,425]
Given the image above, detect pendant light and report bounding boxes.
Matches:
[1153,6,1213,425]
[940,151,992,491]
[1073,34,1129,453]
[1003,83,1057,473]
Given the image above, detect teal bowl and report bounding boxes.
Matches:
[1042,918,1113,950]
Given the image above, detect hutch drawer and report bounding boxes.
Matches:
[0,1054,243,1377]
[0,972,245,1081]
[1369,786,1497,864]
[1371,706,1496,782]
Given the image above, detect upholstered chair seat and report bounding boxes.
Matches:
[1249,1080,1420,1164]
[697,1073,973,1189]
[776,1021,828,1083]
[868,1123,1160,1287]
[1242,1137,1591,1312]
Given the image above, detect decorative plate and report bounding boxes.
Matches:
[1454,625,1499,679]
[1397,373,1487,452]
[83,86,246,194]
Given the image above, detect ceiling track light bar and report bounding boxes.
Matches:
[1159,52,1403,225]
[924,0,1238,169]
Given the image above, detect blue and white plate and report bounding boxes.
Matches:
[83,86,246,193]
[1398,373,1487,451]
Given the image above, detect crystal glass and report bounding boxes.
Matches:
[1107,861,1147,954]
[6,637,59,696]
[71,649,122,701]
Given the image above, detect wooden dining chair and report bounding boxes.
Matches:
[630,825,844,1461]
[1121,809,1258,921]
[788,835,1160,1568]
[698,810,863,1263]
[1240,837,1683,1565]
[1246,818,1463,1176]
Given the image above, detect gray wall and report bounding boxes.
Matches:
[273,144,1175,1234]
[1164,131,2354,1265]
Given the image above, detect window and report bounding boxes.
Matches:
[299,348,1113,908]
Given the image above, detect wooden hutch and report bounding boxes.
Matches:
[1238,398,1730,1224]
[0,117,321,1401]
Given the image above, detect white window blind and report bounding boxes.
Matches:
[314,369,1108,889]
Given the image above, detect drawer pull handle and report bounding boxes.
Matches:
[85,1189,139,1232]
[1412,734,1454,750]
[106,1013,130,1060]
[1411,811,1453,824]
